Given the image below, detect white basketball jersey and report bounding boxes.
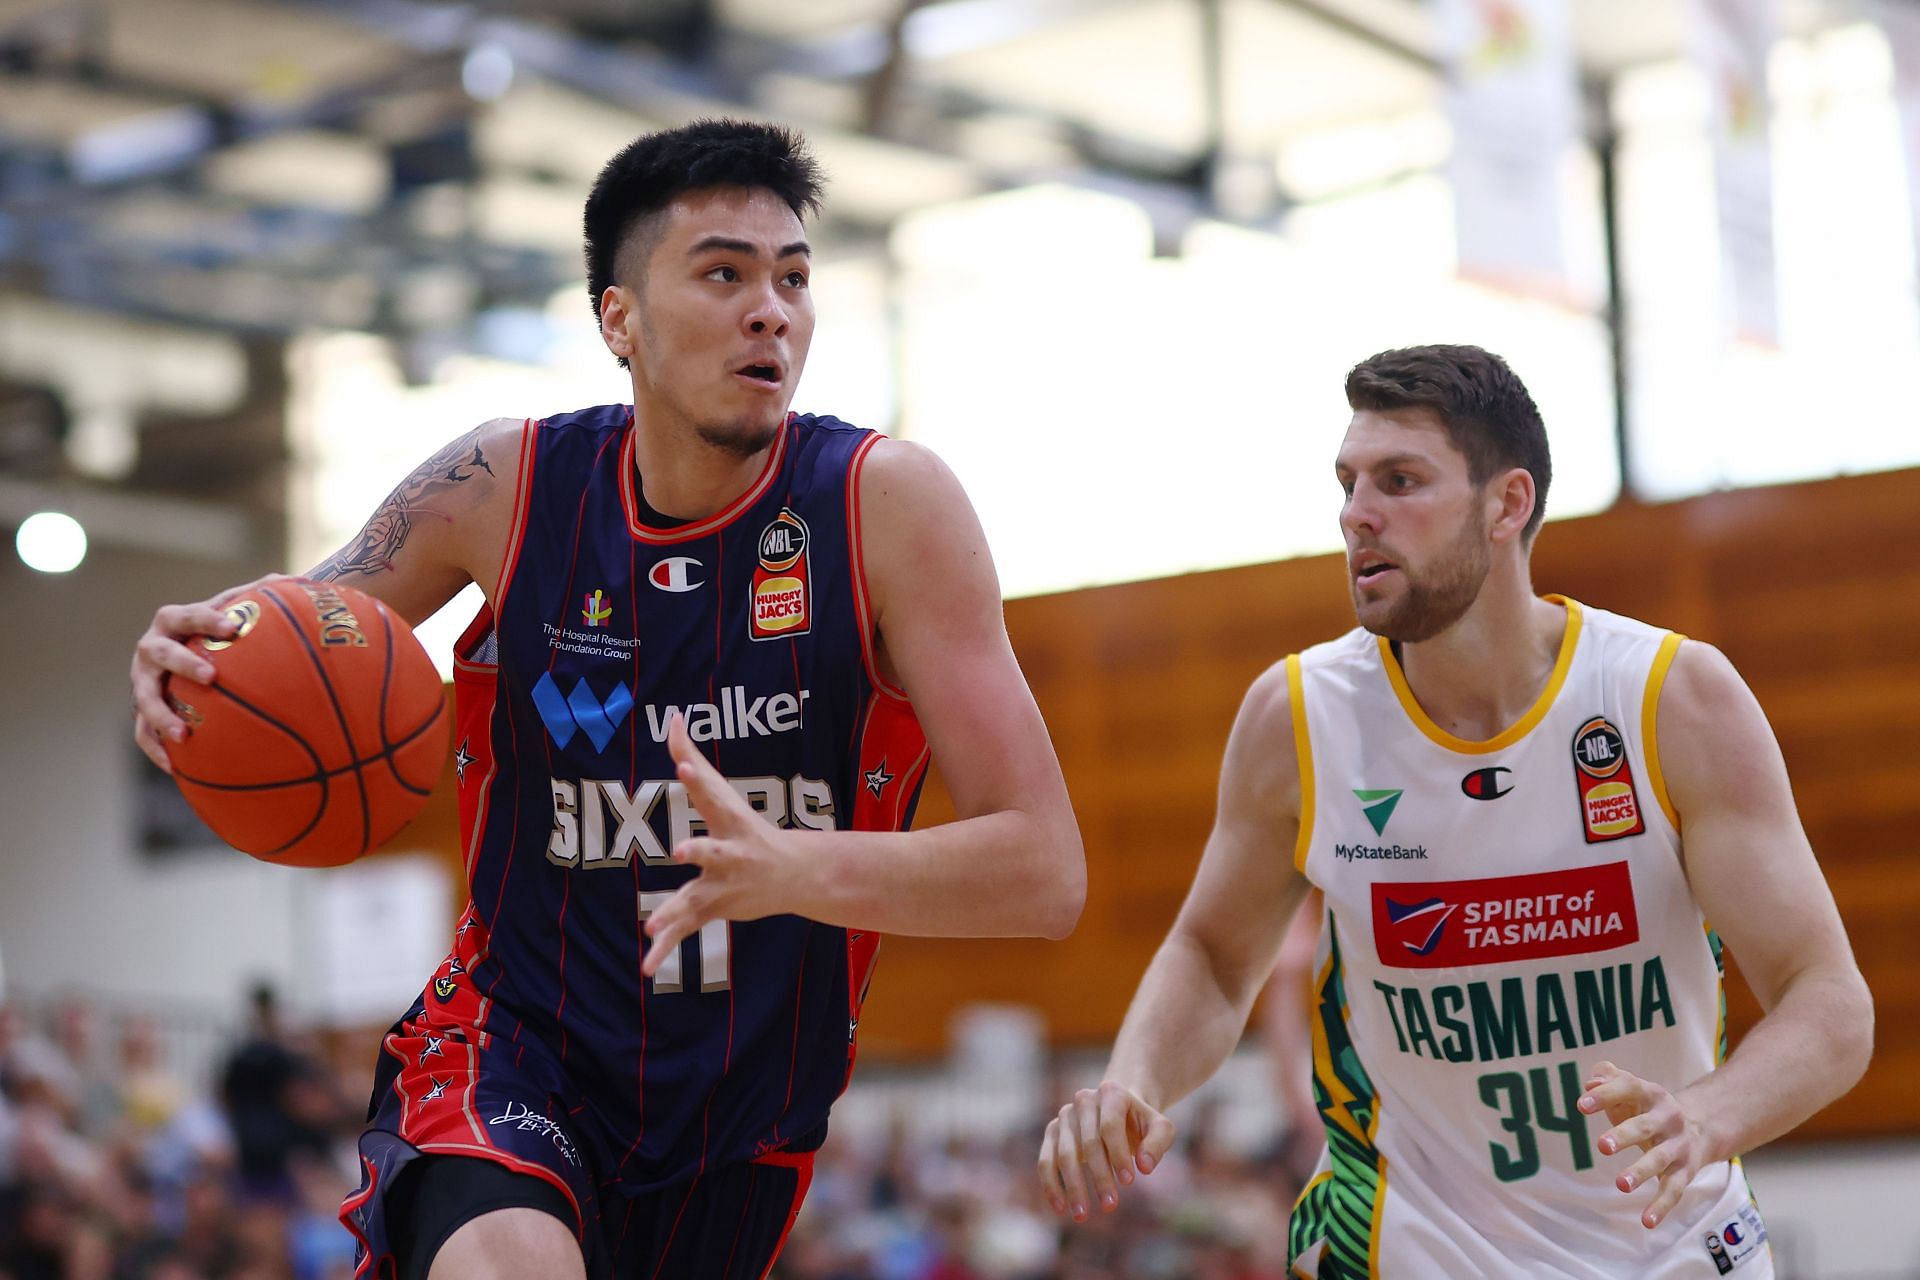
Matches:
[1286,597,1770,1280]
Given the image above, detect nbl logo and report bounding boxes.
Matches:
[1573,719,1626,777]
[758,513,807,569]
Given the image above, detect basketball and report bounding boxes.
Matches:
[161,578,449,868]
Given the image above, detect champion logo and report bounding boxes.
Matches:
[1461,767,1513,800]
[1382,897,1456,957]
[532,673,634,752]
[649,557,704,592]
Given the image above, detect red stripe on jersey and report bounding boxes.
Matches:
[451,606,498,883]
[492,418,539,607]
[842,689,929,1086]
[539,431,620,1062]
[844,432,909,702]
[339,1155,380,1276]
[465,1038,493,1145]
[720,1168,759,1278]
[621,415,791,543]
[752,1150,816,1280]
[781,948,807,1122]
[647,1174,705,1280]
[619,852,651,1174]
[851,691,930,834]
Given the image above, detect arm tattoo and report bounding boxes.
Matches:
[310,428,496,581]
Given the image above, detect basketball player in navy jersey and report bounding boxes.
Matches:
[1038,346,1870,1277]
[130,120,1086,1280]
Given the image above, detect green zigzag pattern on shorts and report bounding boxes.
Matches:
[1288,924,1385,1280]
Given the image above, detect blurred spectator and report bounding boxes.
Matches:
[52,999,120,1142]
[119,1018,186,1134]
[219,984,307,1202]
[0,984,362,1280]
[216,983,350,1224]
[1,984,1307,1280]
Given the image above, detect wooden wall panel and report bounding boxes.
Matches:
[859,466,1920,1143]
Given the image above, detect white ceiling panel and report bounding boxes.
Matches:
[916,0,1431,156]
[0,79,181,147]
[204,131,391,214]
[94,0,406,104]
[474,77,660,183]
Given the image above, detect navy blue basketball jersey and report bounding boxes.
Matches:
[442,406,928,1196]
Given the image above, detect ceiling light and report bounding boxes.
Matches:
[463,45,515,102]
[16,511,87,574]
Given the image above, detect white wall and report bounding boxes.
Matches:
[1741,1141,1920,1279]
[0,541,302,1022]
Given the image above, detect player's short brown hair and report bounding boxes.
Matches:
[1345,344,1553,540]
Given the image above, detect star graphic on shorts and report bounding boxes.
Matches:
[444,958,465,977]
[418,1035,446,1065]
[422,1076,451,1102]
[863,760,894,798]
[454,738,476,784]
[456,917,475,937]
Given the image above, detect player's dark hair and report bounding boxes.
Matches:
[583,119,823,365]
[1345,344,1553,540]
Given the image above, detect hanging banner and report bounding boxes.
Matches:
[1687,0,1780,345]
[1871,0,1920,291]
[1434,0,1580,298]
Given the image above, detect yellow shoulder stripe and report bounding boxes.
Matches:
[1641,632,1687,831]
[1287,653,1315,873]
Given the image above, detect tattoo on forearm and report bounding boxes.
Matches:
[310,429,495,580]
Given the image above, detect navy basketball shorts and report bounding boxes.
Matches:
[339,1005,813,1279]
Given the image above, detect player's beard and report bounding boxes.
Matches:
[1354,504,1491,644]
[694,416,782,459]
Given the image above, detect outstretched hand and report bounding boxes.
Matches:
[1580,1060,1713,1229]
[1037,1082,1177,1221]
[641,714,809,977]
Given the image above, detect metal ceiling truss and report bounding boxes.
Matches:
[0,0,1482,346]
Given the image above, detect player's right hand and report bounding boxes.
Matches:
[1037,1081,1176,1222]
[130,576,284,772]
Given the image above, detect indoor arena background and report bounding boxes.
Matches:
[1,1,1917,1277]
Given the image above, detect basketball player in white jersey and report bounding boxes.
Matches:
[1039,345,1873,1277]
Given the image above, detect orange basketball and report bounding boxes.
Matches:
[162,578,449,867]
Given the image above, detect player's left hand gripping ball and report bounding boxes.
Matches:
[642,713,808,976]
[1579,1060,1711,1230]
